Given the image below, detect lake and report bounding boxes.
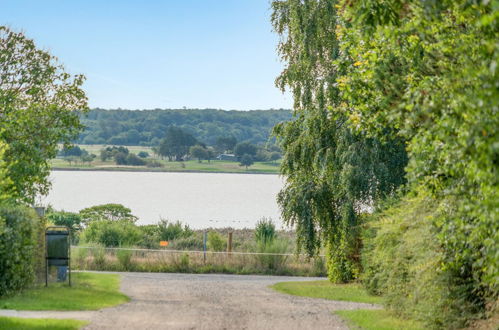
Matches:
[44,171,285,229]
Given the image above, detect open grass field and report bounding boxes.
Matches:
[0,316,87,330]
[0,272,129,311]
[272,280,424,329]
[52,144,281,174]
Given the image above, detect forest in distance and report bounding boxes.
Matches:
[77,108,292,146]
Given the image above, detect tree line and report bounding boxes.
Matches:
[77,108,292,146]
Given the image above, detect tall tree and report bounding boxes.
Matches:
[271,0,407,282]
[159,126,197,161]
[0,26,87,203]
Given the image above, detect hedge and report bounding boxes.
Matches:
[0,205,42,296]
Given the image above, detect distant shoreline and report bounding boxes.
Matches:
[51,167,280,175]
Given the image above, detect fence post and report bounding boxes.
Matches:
[227,232,232,255]
[203,231,207,263]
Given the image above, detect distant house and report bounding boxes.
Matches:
[217,154,237,161]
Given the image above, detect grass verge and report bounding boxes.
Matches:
[271,280,382,304]
[0,316,87,330]
[335,310,423,330]
[0,272,129,311]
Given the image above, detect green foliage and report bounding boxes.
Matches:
[0,26,87,203]
[215,136,237,153]
[124,153,146,166]
[137,151,149,158]
[271,0,407,283]
[333,0,498,326]
[100,146,129,161]
[79,203,138,224]
[46,211,82,233]
[159,126,197,161]
[254,218,276,246]
[254,239,289,272]
[0,205,40,296]
[239,154,254,169]
[189,145,208,162]
[79,109,291,146]
[207,231,225,252]
[116,248,134,271]
[234,142,257,158]
[156,219,193,242]
[81,220,142,247]
[362,194,483,328]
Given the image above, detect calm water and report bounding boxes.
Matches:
[44,171,285,229]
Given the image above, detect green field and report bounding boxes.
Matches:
[52,144,281,174]
[0,317,87,330]
[0,272,129,311]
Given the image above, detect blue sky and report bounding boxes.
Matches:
[1,0,291,110]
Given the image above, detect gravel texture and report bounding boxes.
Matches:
[0,272,380,329]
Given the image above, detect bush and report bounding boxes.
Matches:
[254,239,289,272]
[125,153,146,166]
[157,219,192,241]
[0,205,40,296]
[207,231,225,252]
[137,151,149,158]
[255,217,276,245]
[362,194,480,328]
[146,160,163,168]
[81,220,142,247]
[116,248,133,271]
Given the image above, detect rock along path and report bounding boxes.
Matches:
[0,272,380,329]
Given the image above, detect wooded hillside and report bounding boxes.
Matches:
[77,108,292,146]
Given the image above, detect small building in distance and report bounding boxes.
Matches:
[217,154,237,161]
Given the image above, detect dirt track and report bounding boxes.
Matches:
[1,272,379,329]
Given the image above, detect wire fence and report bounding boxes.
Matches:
[71,245,327,277]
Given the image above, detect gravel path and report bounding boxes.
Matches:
[0,272,380,329]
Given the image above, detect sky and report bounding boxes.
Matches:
[1,0,292,110]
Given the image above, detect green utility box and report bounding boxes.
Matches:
[45,226,71,286]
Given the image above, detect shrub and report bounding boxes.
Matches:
[81,220,142,247]
[255,217,276,245]
[0,205,40,296]
[137,151,149,158]
[125,153,146,166]
[146,160,163,168]
[116,248,133,271]
[207,231,225,252]
[254,239,289,272]
[157,219,192,241]
[362,194,481,328]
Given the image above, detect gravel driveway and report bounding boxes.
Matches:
[1,272,379,329]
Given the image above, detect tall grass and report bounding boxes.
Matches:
[71,246,326,277]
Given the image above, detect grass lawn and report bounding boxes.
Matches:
[0,317,87,330]
[271,280,382,304]
[335,310,423,330]
[272,280,423,329]
[0,272,129,311]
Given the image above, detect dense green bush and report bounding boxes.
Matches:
[81,220,142,247]
[255,218,276,246]
[0,205,40,296]
[362,194,482,328]
[207,231,225,252]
